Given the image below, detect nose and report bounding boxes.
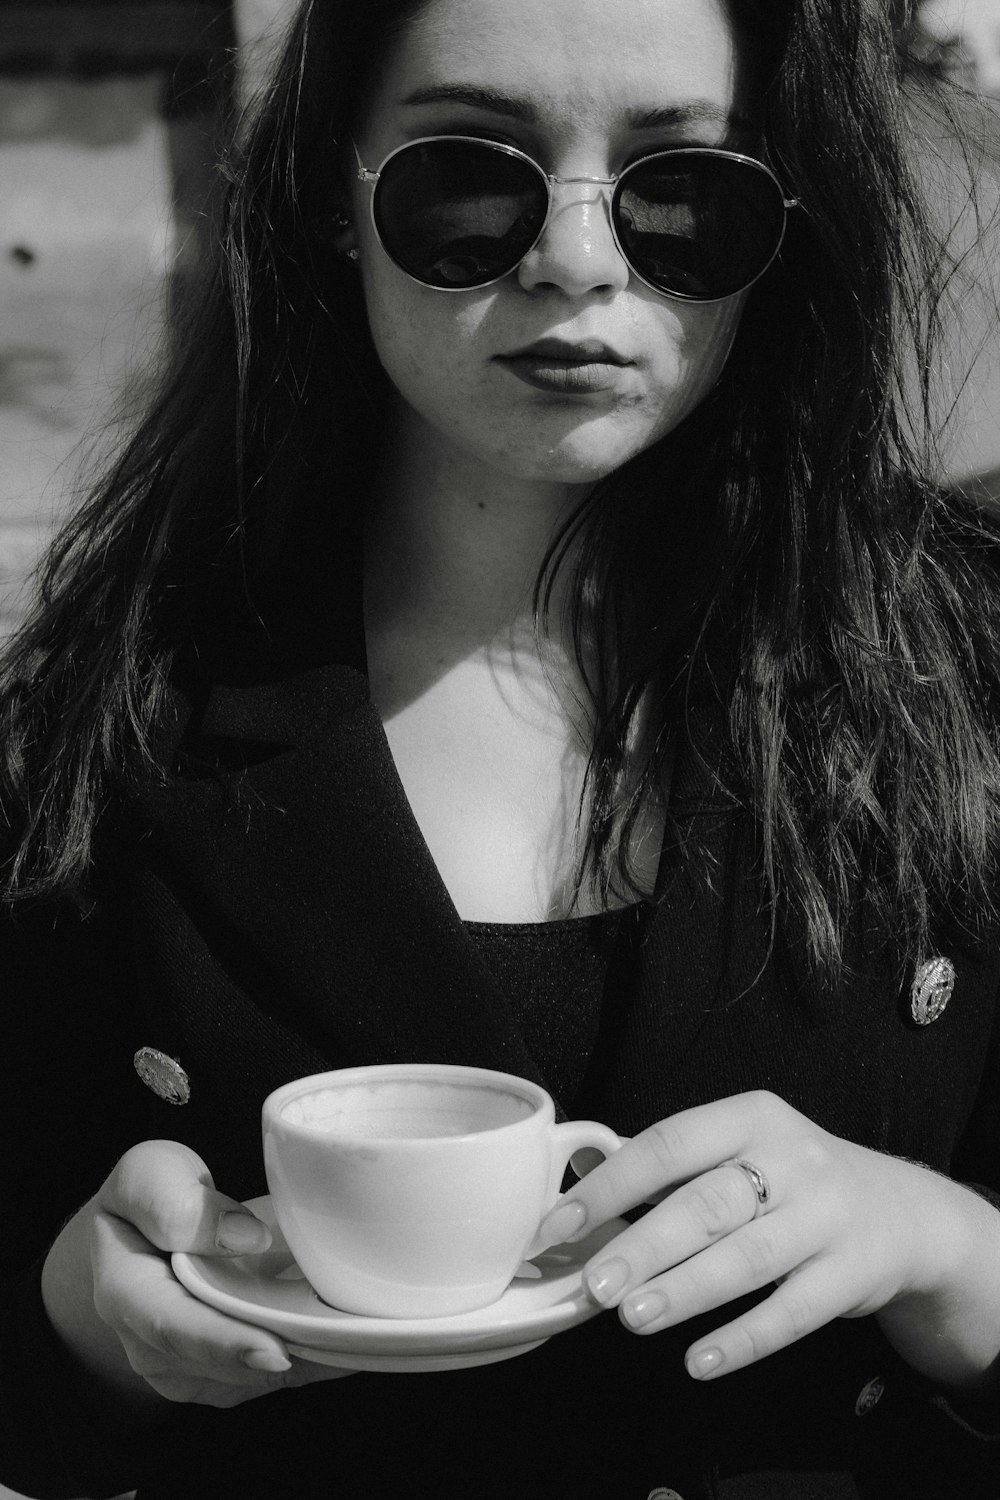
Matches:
[517,180,630,298]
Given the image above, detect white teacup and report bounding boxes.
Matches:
[261,1063,623,1318]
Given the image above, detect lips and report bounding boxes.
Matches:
[496,337,634,395]
[502,337,631,366]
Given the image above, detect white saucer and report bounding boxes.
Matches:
[172,1196,625,1373]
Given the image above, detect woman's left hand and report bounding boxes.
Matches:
[534,1091,1000,1386]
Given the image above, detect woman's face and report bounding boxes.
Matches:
[349,0,755,487]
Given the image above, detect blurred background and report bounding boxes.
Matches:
[0,0,293,641]
[0,3,997,1499]
[0,0,998,640]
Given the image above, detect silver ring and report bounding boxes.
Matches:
[721,1157,771,1215]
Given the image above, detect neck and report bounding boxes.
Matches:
[364,404,592,656]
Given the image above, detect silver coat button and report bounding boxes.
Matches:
[854,1376,885,1416]
[910,956,955,1025]
[647,1490,685,1500]
[133,1047,191,1105]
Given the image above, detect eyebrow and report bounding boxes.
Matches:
[401,84,751,135]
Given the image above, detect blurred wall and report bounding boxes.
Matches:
[0,73,174,632]
[0,3,233,634]
[234,0,298,102]
[918,0,1000,92]
[913,0,1000,499]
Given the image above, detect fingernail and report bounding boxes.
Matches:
[242,1349,292,1373]
[216,1212,272,1255]
[621,1290,668,1330]
[535,1200,588,1251]
[584,1256,630,1305]
[687,1346,725,1379]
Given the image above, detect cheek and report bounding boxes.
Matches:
[646,294,746,435]
[359,261,482,396]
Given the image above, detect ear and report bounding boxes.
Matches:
[329,211,360,259]
[311,164,358,251]
[311,209,360,261]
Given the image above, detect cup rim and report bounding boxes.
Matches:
[261,1063,553,1143]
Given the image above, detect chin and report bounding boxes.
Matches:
[497,433,663,486]
[485,411,650,477]
[490,452,625,486]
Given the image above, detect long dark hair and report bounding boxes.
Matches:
[2,0,999,985]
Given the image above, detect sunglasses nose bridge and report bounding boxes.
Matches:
[543,176,615,239]
[541,179,619,258]
[546,172,618,186]
[519,173,630,296]
[543,172,618,215]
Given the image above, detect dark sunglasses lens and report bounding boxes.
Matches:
[614,154,786,299]
[373,140,548,288]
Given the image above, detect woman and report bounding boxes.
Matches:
[3,0,1000,1495]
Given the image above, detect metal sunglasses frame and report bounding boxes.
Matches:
[353,134,799,302]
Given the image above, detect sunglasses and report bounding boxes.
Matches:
[353,135,798,302]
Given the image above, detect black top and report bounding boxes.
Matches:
[466,909,637,1112]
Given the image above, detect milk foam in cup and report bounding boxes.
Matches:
[261,1063,623,1318]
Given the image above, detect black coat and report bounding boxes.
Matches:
[3,656,1000,1500]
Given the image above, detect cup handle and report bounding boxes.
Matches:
[522,1120,625,1260]
[554,1119,626,1184]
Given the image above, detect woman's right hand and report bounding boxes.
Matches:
[42,1139,353,1408]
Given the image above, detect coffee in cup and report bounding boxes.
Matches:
[261,1063,622,1318]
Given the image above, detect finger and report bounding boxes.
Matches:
[99,1140,271,1257]
[580,1163,777,1308]
[91,1210,291,1384]
[683,1261,843,1380]
[536,1092,778,1249]
[615,1219,806,1332]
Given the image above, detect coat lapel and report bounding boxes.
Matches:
[128,663,548,1088]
